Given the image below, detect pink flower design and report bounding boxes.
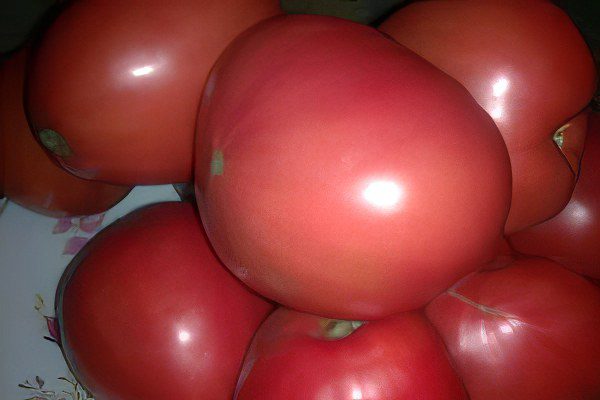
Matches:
[79,213,105,233]
[63,237,89,255]
[52,217,73,234]
[45,317,61,345]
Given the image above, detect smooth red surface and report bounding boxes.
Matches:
[56,202,273,400]
[195,15,511,319]
[380,0,597,234]
[235,308,467,400]
[509,112,600,278]
[26,0,280,185]
[0,49,130,217]
[426,257,600,400]
[482,238,516,271]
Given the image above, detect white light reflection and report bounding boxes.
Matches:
[363,180,403,210]
[500,318,525,335]
[131,65,155,77]
[488,77,509,121]
[480,320,489,346]
[352,387,363,400]
[499,323,513,334]
[492,77,509,97]
[490,106,503,119]
[570,201,590,225]
[178,330,191,343]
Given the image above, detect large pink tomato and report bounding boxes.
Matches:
[26,0,280,185]
[235,308,468,400]
[56,202,273,399]
[380,0,597,234]
[509,111,600,278]
[426,257,600,400]
[195,15,512,319]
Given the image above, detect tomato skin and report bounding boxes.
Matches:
[509,112,600,278]
[195,15,511,319]
[26,0,281,185]
[482,237,516,271]
[380,0,597,234]
[235,308,468,400]
[56,202,274,400]
[426,257,600,400]
[0,49,130,218]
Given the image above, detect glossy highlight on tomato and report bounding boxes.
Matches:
[380,0,597,234]
[26,0,281,185]
[509,111,600,278]
[0,49,130,218]
[426,257,600,400]
[56,202,274,399]
[235,308,468,400]
[195,15,512,319]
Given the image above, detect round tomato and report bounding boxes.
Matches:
[0,48,130,218]
[236,308,467,400]
[509,111,600,278]
[26,0,280,185]
[195,15,511,319]
[426,257,600,400]
[380,0,597,234]
[56,202,273,399]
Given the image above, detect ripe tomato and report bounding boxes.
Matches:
[380,0,597,234]
[56,202,273,399]
[509,111,599,278]
[482,237,516,271]
[0,49,130,218]
[426,257,600,400]
[235,308,468,400]
[26,0,280,185]
[195,15,511,319]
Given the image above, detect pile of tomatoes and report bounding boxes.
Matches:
[1,1,599,399]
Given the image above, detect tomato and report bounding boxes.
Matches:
[380,0,597,234]
[0,49,130,218]
[426,257,600,400]
[509,111,600,278]
[56,202,273,399]
[26,0,280,185]
[235,308,468,400]
[194,15,511,319]
[482,237,516,271]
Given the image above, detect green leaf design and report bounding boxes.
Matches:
[18,383,36,389]
[34,294,44,312]
[20,376,95,400]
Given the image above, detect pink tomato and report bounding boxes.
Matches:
[195,15,511,319]
[26,0,280,184]
[236,308,467,400]
[380,0,597,233]
[426,256,600,400]
[56,202,273,399]
[509,111,600,278]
